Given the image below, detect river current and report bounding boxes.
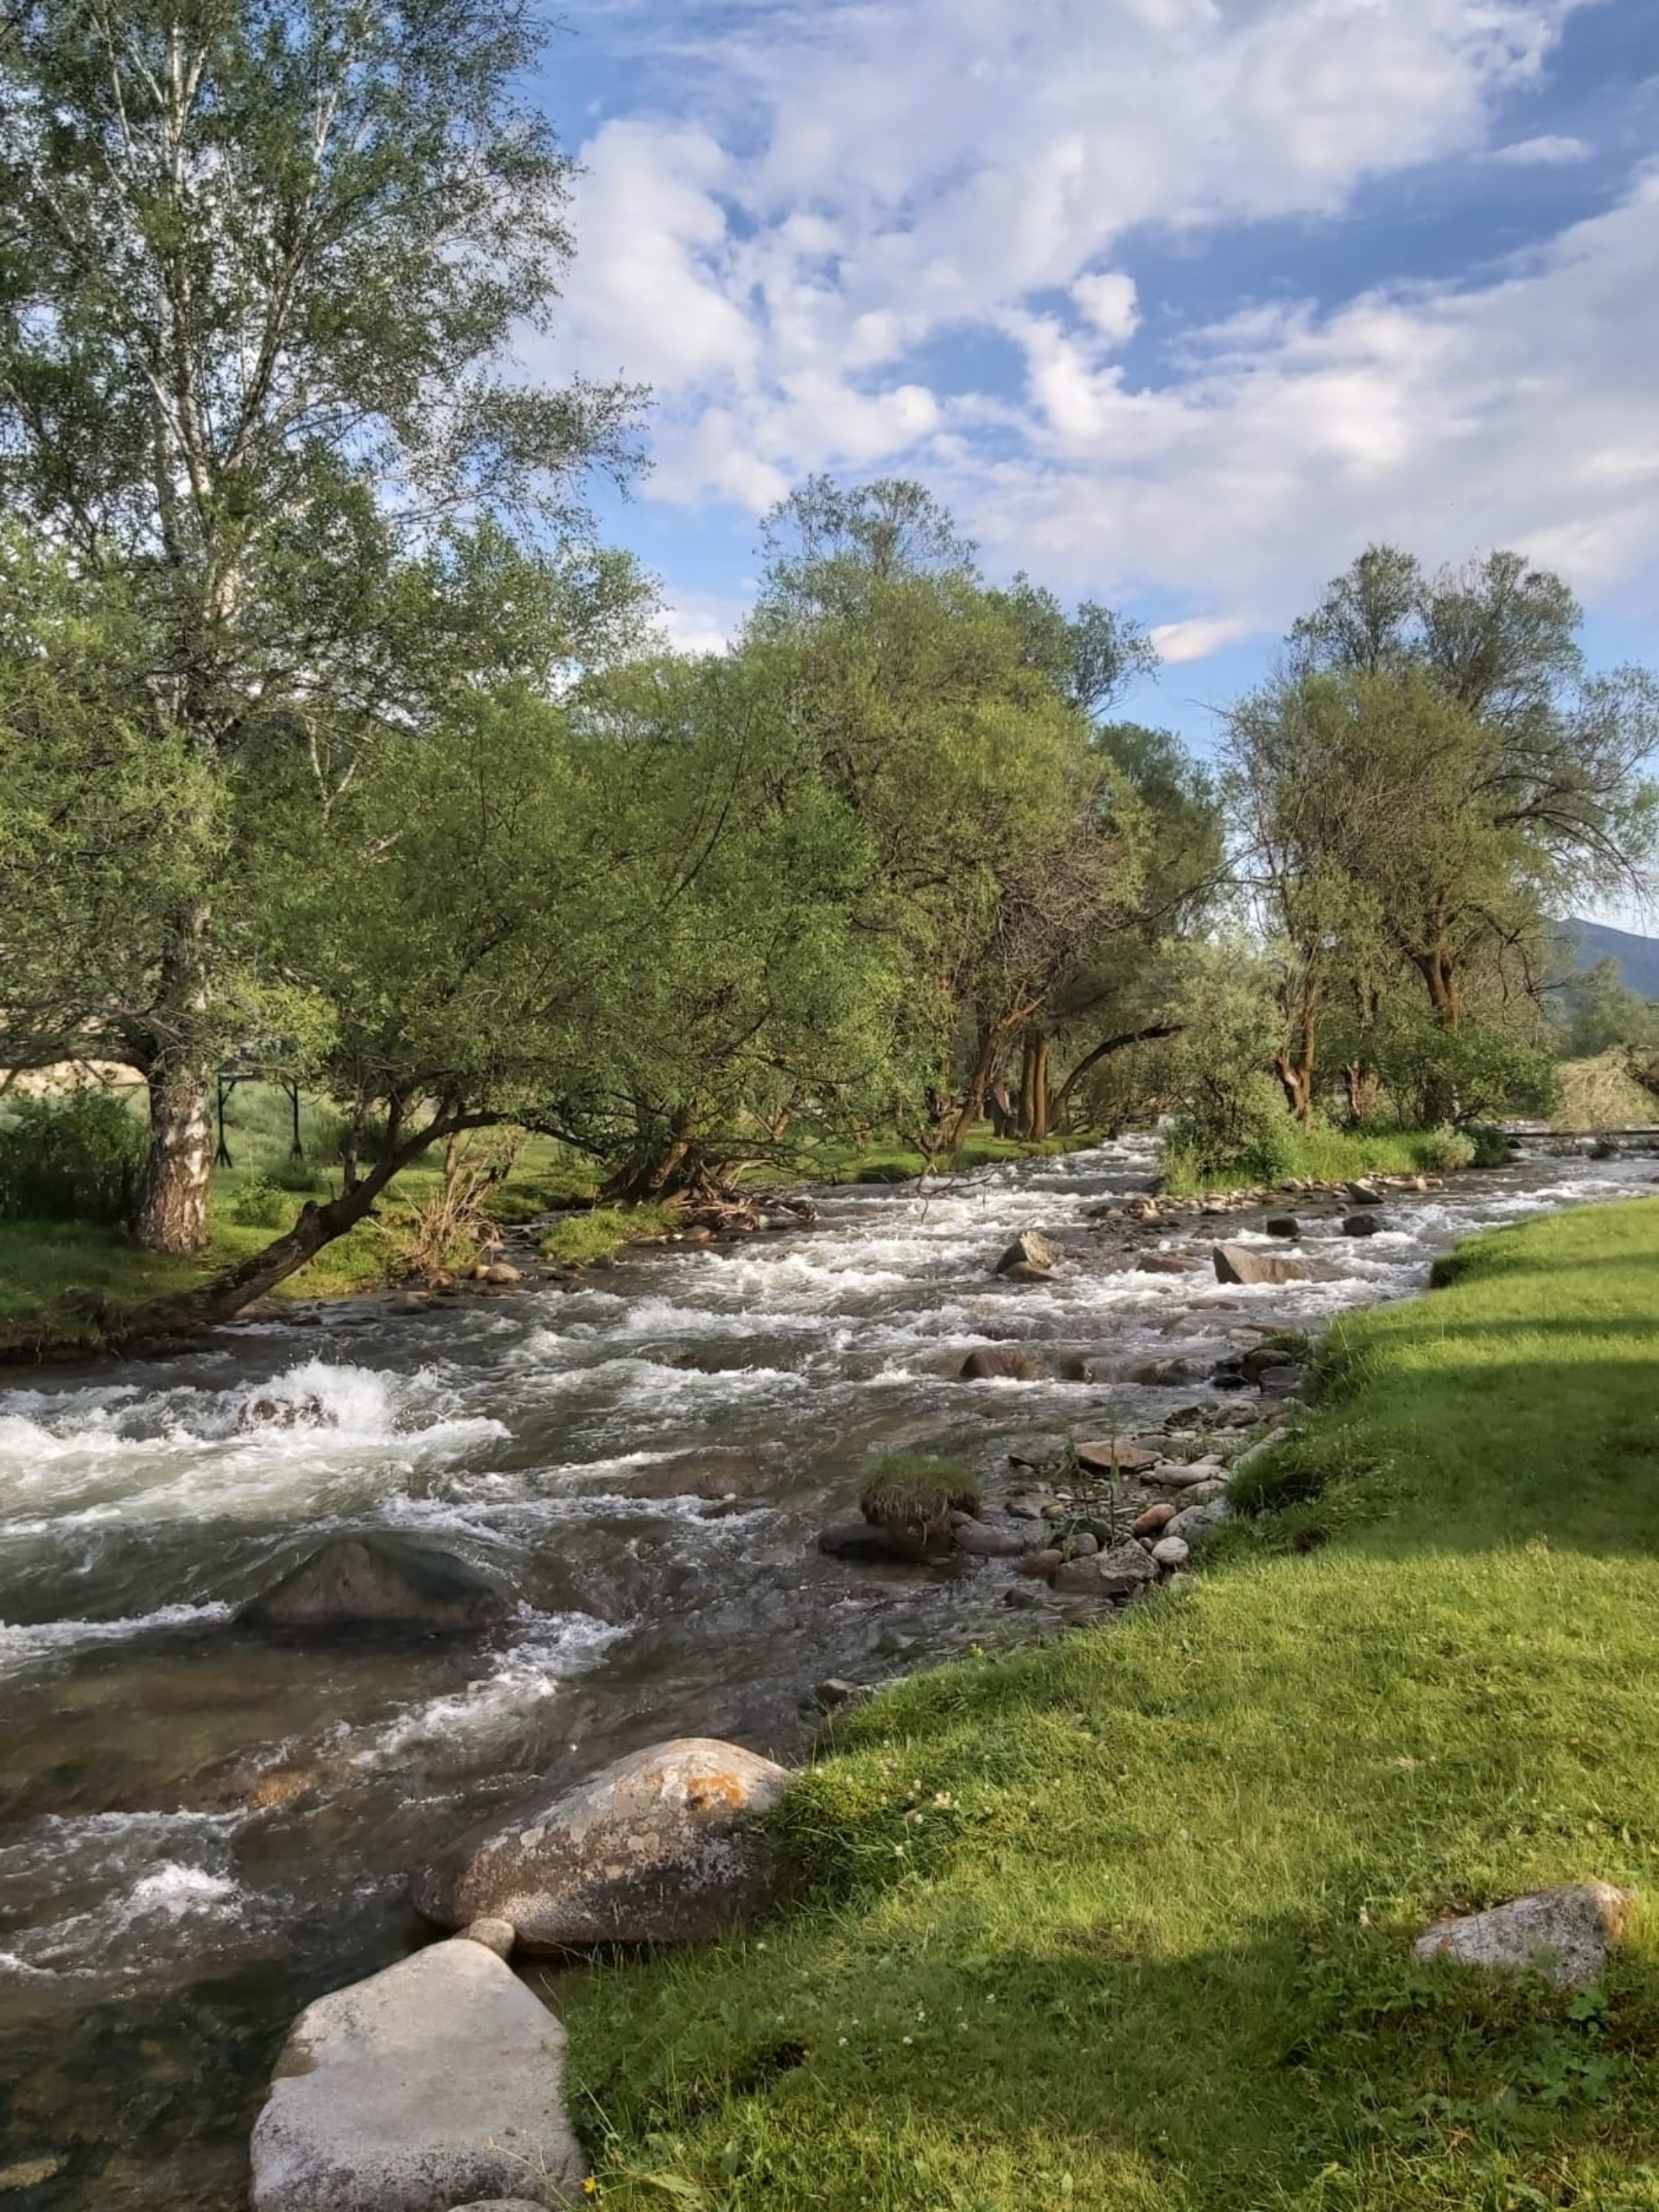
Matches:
[1,1137,1654,2205]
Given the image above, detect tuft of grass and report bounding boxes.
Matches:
[855,1453,981,1541]
[538,1202,677,1267]
[564,1198,1659,2210]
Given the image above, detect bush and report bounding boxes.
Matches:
[1162,1071,1300,1189]
[0,1089,145,1224]
[858,1455,981,1540]
[227,1174,294,1228]
[1465,1122,1514,1168]
[1410,1125,1475,1173]
[265,1154,331,1194]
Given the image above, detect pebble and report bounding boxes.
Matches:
[1150,1536,1191,1568]
[1132,1501,1178,1535]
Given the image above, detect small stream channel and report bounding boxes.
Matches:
[2,1137,1656,2207]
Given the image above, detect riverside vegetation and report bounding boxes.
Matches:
[7,3,1659,1350]
[563,1196,1659,2210]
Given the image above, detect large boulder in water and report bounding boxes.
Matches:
[413,1737,788,1948]
[1212,1243,1322,1287]
[995,1230,1060,1277]
[239,1535,512,1637]
[249,1935,583,2212]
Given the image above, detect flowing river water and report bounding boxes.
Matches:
[2,1137,1656,2207]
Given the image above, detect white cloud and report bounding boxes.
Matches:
[1071,272,1141,347]
[1489,132,1592,164]
[1151,616,1258,665]
[543,0,1654,664]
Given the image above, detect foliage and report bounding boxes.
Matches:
[1370,1007,1559,1128]
[226,1175,294,1230]
[1554,959,1659,1060]
[564,1198,1659,2209]
[0,1088,145,1224]
[538,1205,678,1268]
[856,1455,981,1540]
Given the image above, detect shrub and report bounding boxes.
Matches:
[1162,1071,1300,1189]
[1411,1125,1476,1173]
[1465,1122,1514,1168]
[0,1089,145,1224]
[266,1155,331,1194]
[858,1454,981,1540]
[228,1174,294,1228]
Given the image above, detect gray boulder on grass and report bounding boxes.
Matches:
[413,1737,788,1948]
[239,1535,513,1637]
[249,1937,583,2212]
[1413,1882,1636,1987]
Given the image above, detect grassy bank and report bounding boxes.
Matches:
[1160,1121,1500,1197]
[565,1198,1659,2210]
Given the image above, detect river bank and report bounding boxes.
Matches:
[566,1193,1659,2210]
[2,1141,1656,2206]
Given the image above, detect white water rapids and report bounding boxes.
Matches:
[0,1135,1654,2203]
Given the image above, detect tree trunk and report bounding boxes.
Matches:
[1342,1060,1382,1124]
[1274,1040,1316,1126]
[124,1109,478,1332]
[1018,1032,1052,1141]
[1050,1022,1185,1128]
[986,1084,1019,1140]
[131,903,215,1254]
[133,1058,213,1253]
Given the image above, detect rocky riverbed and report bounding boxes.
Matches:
[1,1135,1656,2208]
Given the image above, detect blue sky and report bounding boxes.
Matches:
[526,0,1659,767]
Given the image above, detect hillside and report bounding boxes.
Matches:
[1561,917,1659,997]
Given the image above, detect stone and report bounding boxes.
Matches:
[1212,1243,1319,1287]
[1005,1494,1052,1520]
[1132,1501,1178,1535]
[1052,1541,1159,1598]
[1065,1532,1099,1559]
[449,2202,553,2211]
[1345,1181,1385,1205]
[813,1678,870,1712]
[999,1261,1055,1283]
[1144,1462,1223,1489]
[995,1230,1061,1276]
[482,1262,523,1285]
[1135,1252,1192,1274]
[249,1938,583,2212]
[1166,1499,1233,1544]
[1412,1883,1636,1988]
[1179,1478,1230,1503]
[1240,1344,1297,1382]
[413,1738,789,1948]
[817,1520,932,1562]
[1003,1584,1049,1609]
[951,1520,1033,1556]
[959,1346,1047,1381]
[1149,1535,1191,1568]
[1265,1217,1300,1238]
[1016,1548,1064,1579]
[1073,1438,1160,1476]
[238,1535,513,1638]
[0,2162,64,2193]
[1342,1213,1386,1236]
[1257,1365,1307,1400]
[457,1917,516,1958]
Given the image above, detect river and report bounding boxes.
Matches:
[1,1137,1653,2206]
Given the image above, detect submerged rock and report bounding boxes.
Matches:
[818,1519,937,1562]
[1342,1212,1387,1236]
[951,1520,1035,1556]
[959,1346,1047,1381]
[249,1937,583,2212]
[237,1391,337,1433]
[1264,1217,1300,1238]
[239,1535,513,1637]
[1413,1883,1636,1987]
[413,1737,789,1948]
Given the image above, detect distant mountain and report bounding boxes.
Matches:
[1560,918,1659,999]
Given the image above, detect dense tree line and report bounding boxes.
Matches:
[3,0,1657,1321]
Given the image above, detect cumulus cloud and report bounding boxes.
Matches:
[545,0,1653,662]
[1488,132,1592,163]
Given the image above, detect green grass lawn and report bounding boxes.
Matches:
[563,1198,1659,2211]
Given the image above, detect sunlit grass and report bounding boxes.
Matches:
[564,1198,1659,2210]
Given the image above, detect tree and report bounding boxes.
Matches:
[749,479,1160,1151]
[0,0,640,1249]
